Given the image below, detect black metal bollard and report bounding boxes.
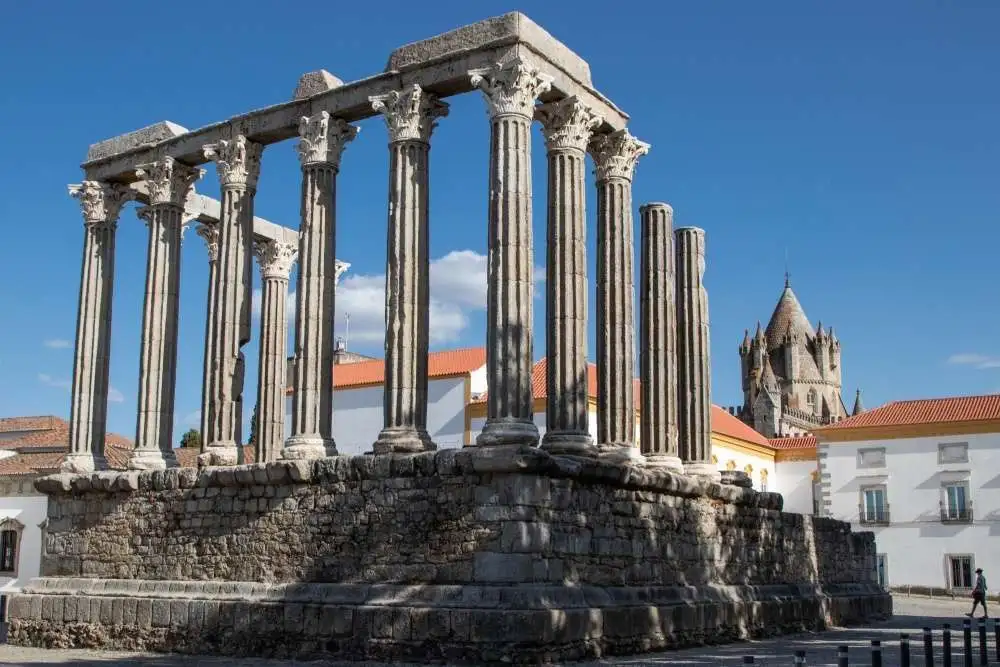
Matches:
[0,593,6,623]
[837,645,849,667]
[965,618,974,667]
[978,618,988,666]
[994,618,1000,663]
[945,624,954,667]
[926,627,936,667]
[901,633,912,667]
[794,649,807,666]
[872,639,883,667]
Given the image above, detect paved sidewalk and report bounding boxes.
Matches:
[0,596,992,666]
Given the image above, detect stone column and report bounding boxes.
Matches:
[253,239,298,463]
[199,135,263,466]
[129,158,203,470]
[469,56,552,448]
[639,203,683,471]
[675,226,717,479]
[590,129,649,462]
[283,112,357,460]
[536,96,602,456]
[63,182,134,473]
[196,224,219,449]
[370,84,448,454]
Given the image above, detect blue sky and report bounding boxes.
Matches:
[1,1,998,441]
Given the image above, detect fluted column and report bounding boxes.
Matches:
[253,240,298,463]
[469,56,552,448]
[130,158,203,469]
[283,112,358,460]
[196,223,220,449]
[590,129,649,462]
[63,182,134,473]
[675,226,717,479]
[536,96,602,456]
[639,203,683,471]
[199,135,263,466]
[370,84,448,454]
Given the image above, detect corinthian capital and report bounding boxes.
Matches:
[535,96,604,152]
[196,223,220,262]
[253,239,298,279]
[469,56,553,119]
[135,157,204,207]
[68,181,135,228]
[589,129,650,182]
[334,260,351,286]
[296,111,359,168]
[203,135,263,190]
[370,84,449,144]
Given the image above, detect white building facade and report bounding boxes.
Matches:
[816,395,1000,594]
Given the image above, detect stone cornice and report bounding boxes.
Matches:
[370,84,449,144]
[68,181,135,227]
[535,96,603,153]
[469,56,553,119]
[296,111,359,168]
[253,239,298,279]
[134,157,204,207]
[203,135,263,190]
[589,129,650,182]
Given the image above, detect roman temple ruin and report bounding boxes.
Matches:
[8,12,890,664]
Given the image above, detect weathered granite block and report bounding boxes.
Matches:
[9,448,889,663]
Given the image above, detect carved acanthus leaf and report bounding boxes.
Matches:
[535,96,604,152]
[196,223,220,262]
[370,84,449,143]
[296,111,359,168]
[334,260,351,286]
[135,157,204,206]
[253,239,298,279]
[68,181,135,228]
[203,135,263,189]
[589,129,650,182]
[469,56,553,119]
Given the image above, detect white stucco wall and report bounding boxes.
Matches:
[820,430,1000,590]
[0,492,48,593]
[469,410,599,443]
[774,459,817,515]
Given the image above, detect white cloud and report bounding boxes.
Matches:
[252,288,297,324]
[335,250,544,346]
[179,410,201,428]
[37,373,71,391]
[44,339,71,349]
[948,354,1000,370]
[108,385,124,403]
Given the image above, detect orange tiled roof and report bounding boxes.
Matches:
[331,347,486,389]
[479,357,770,448]
[0,415,64,438]
[768,435,819,450]
[0,438,134,477]
[819,394,1000,431]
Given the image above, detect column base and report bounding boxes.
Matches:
[59,453,107,474]
[643,454,685,472]
[197,443,240,467]
[596,444,646,464]
[684,461,722,481]
[127,449,179,471]
[373,427,436,455]
[474,418,539,447]
[280,435,337,461]
[539,431,597,457]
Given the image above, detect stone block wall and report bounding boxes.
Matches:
[9,447,890,663]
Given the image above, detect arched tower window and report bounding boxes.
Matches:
[806,389,818,412]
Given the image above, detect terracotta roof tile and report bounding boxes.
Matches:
[819,394,1000,431]
[764,284,813,350]
[0,416,63,433]
[768,435,819,450]
[711,407,771,448]
[0,433,134,477]
[328,347,487,390]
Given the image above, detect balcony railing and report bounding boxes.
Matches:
[940,502,974,523]
[858,504,891,525]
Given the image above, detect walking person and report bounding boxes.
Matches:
[967,568,988,619]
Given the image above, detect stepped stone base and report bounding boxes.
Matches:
[7,447,891,664]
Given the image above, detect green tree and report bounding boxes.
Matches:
[179,429,201,449]
[247,402,258,446]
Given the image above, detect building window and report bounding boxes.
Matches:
[0,521,22,575]
[859,486,889,525]
[857,447,886,469]
[760,469,769,492]
[806,389,816,407]
[938,442,969,464]
[941,483,973,522]
[948,555,974,589]
[876,554,888,589]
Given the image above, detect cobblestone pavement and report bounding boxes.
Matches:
[0,596,992,666]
